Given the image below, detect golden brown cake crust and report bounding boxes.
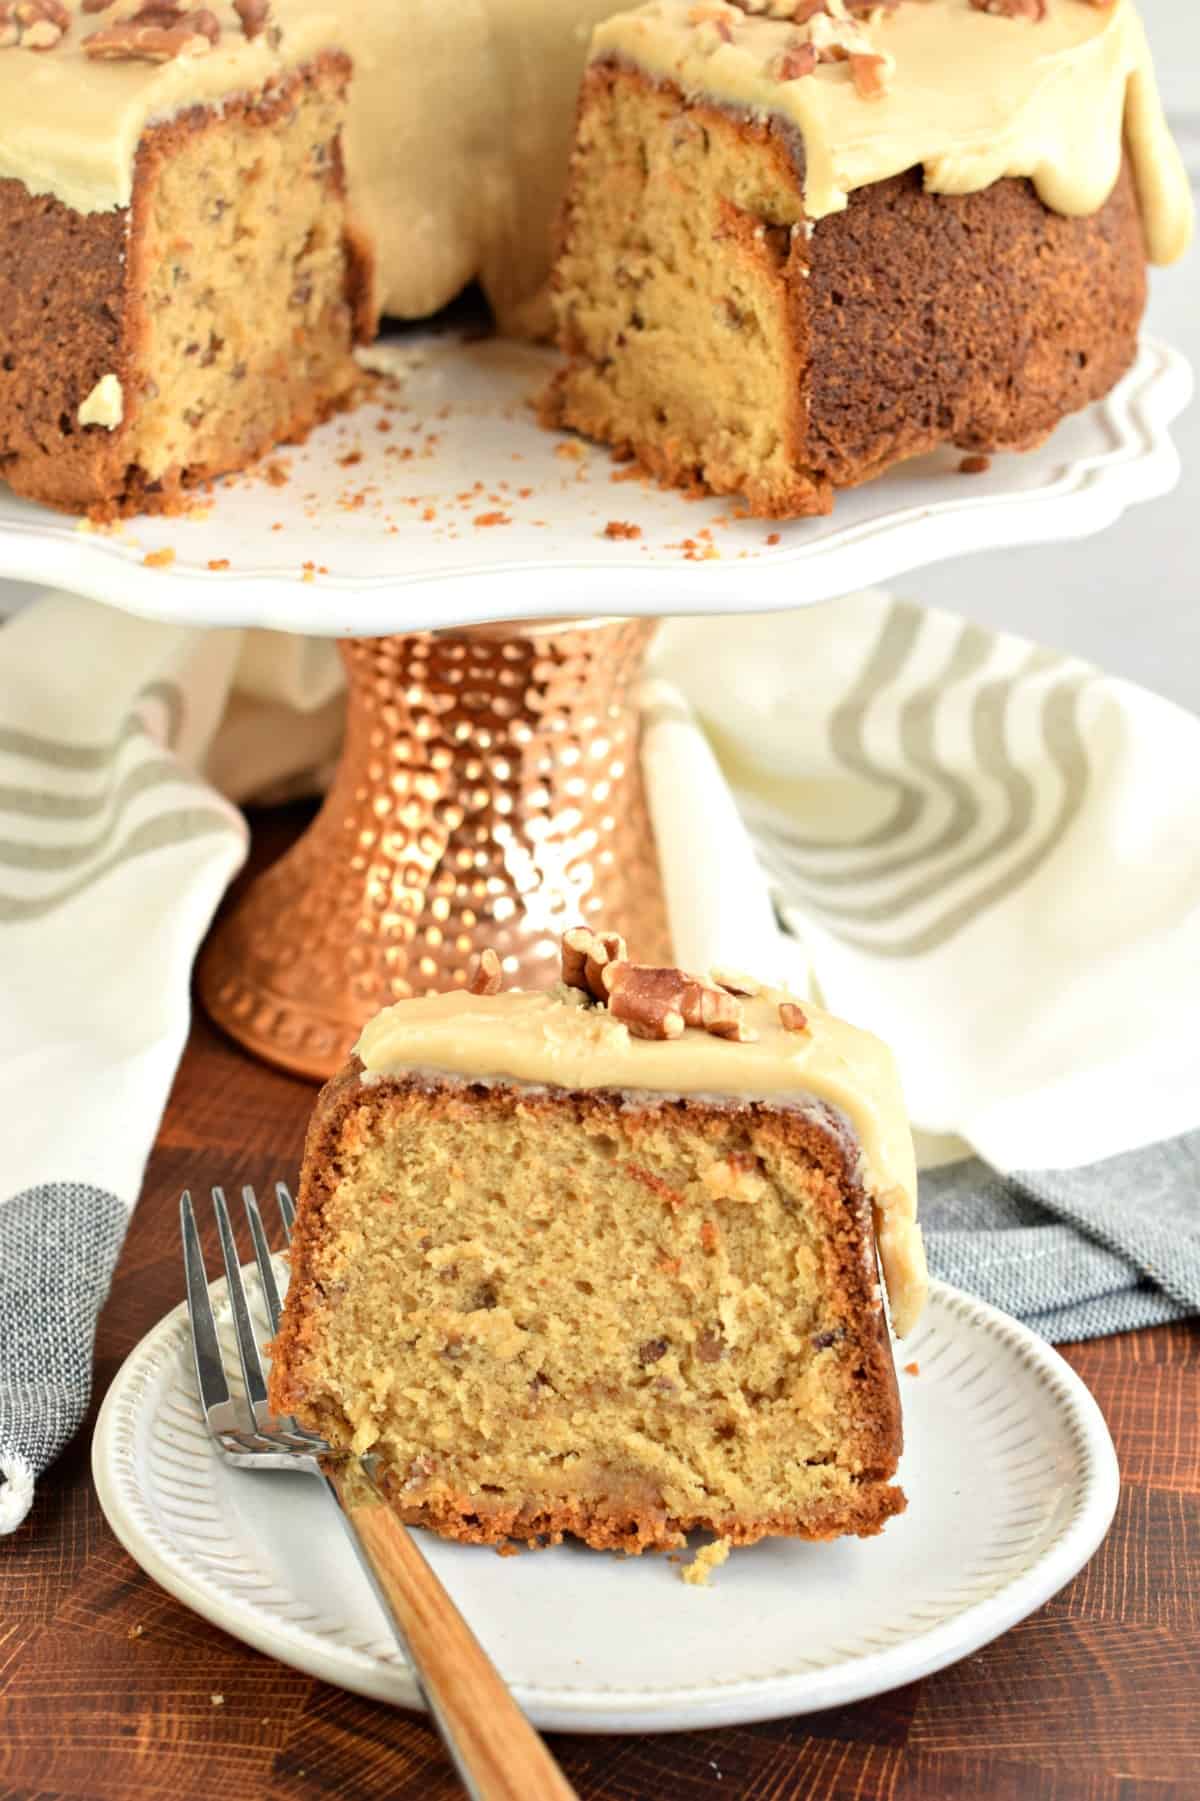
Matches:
[270,1057,906,1553]
[545,59,1148,518]
[0,54,375,520]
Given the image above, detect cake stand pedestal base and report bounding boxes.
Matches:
[197,617,671,1082]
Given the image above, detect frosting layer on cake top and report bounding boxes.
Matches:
[591,0,1192,265]
[356,979,927,1334]
[0,0,617,325]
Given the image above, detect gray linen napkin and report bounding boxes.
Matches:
[922,1136,1200,1342]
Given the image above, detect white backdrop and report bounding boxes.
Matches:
[913,0,1200,711]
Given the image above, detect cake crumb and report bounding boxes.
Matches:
[142,547,175,568]
[207,558,230,571]
[603,520,642,540]
[264,460,291,487]
[211,1694,225,1707]
[682,1539,731,1588]
[904,1360,920,1376]
[475,511,512,528]
[766,532,781,546]
[959,454,992,475]
[126,1623,144,1640]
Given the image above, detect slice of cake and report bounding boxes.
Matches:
[0,7,374,518]
[544,0,1193,517]
[268,931,927,1554]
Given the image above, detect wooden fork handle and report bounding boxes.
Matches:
[328,1467,578,1801]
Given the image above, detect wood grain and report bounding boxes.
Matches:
[331,1470,578,1801]
[2,801,1198,1801]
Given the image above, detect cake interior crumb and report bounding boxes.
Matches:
[273,1082,904,1552]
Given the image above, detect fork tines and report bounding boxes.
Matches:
[180,1183,323,1459]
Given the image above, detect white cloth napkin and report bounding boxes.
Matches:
[2,585,1198,1533]
[651,595,1200,1173]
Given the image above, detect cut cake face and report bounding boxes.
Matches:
[544,0,1192,515]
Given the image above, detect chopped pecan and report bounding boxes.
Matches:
[774,41,818,79]
[402,1454,437,1491]
[561,926,627,1002]
[0,0,69,49]
[233,0,269,36]
[467,947,503,997]
[968,0,1046,17]
[83,8,218,58]
[564,932,759,1044]
[699,986,755,1043]
[696,1327,726,1364]
[779,1001,809,1034]
[712,968,762,999]
[604,963,691,1040]
[729,0,902,20]
[850,49,890,96]
[638,1337,669,1366]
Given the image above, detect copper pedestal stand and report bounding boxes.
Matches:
[198,616,672,1082]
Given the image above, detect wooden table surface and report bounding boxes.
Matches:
[4,806,1198,1801]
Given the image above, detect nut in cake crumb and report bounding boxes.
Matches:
[77,373,124,431]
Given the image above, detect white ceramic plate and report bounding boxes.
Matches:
[92,1270,1118,1734]
[1,335,1188,639]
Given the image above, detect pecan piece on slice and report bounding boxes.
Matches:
[233,0,269,36]
[779,1001,809,1034]
[84,10,218,58]
[467,947,502,997]
[712,967,762,999]
[772,41,818,80]
[561,926,627,1002]
[1,0,70,49]
[969,0,1046,18]
[699,985,756,1043]
[850,49,890,97]
[602,963,691,1040]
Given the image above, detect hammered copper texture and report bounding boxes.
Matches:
[198,618,672,1081]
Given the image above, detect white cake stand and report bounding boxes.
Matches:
[3,333,1188,1078]
[0,334,1188,637]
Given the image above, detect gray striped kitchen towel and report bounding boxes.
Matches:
[0,590,343,1532]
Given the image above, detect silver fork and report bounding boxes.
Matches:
[181,1183,577,1801]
